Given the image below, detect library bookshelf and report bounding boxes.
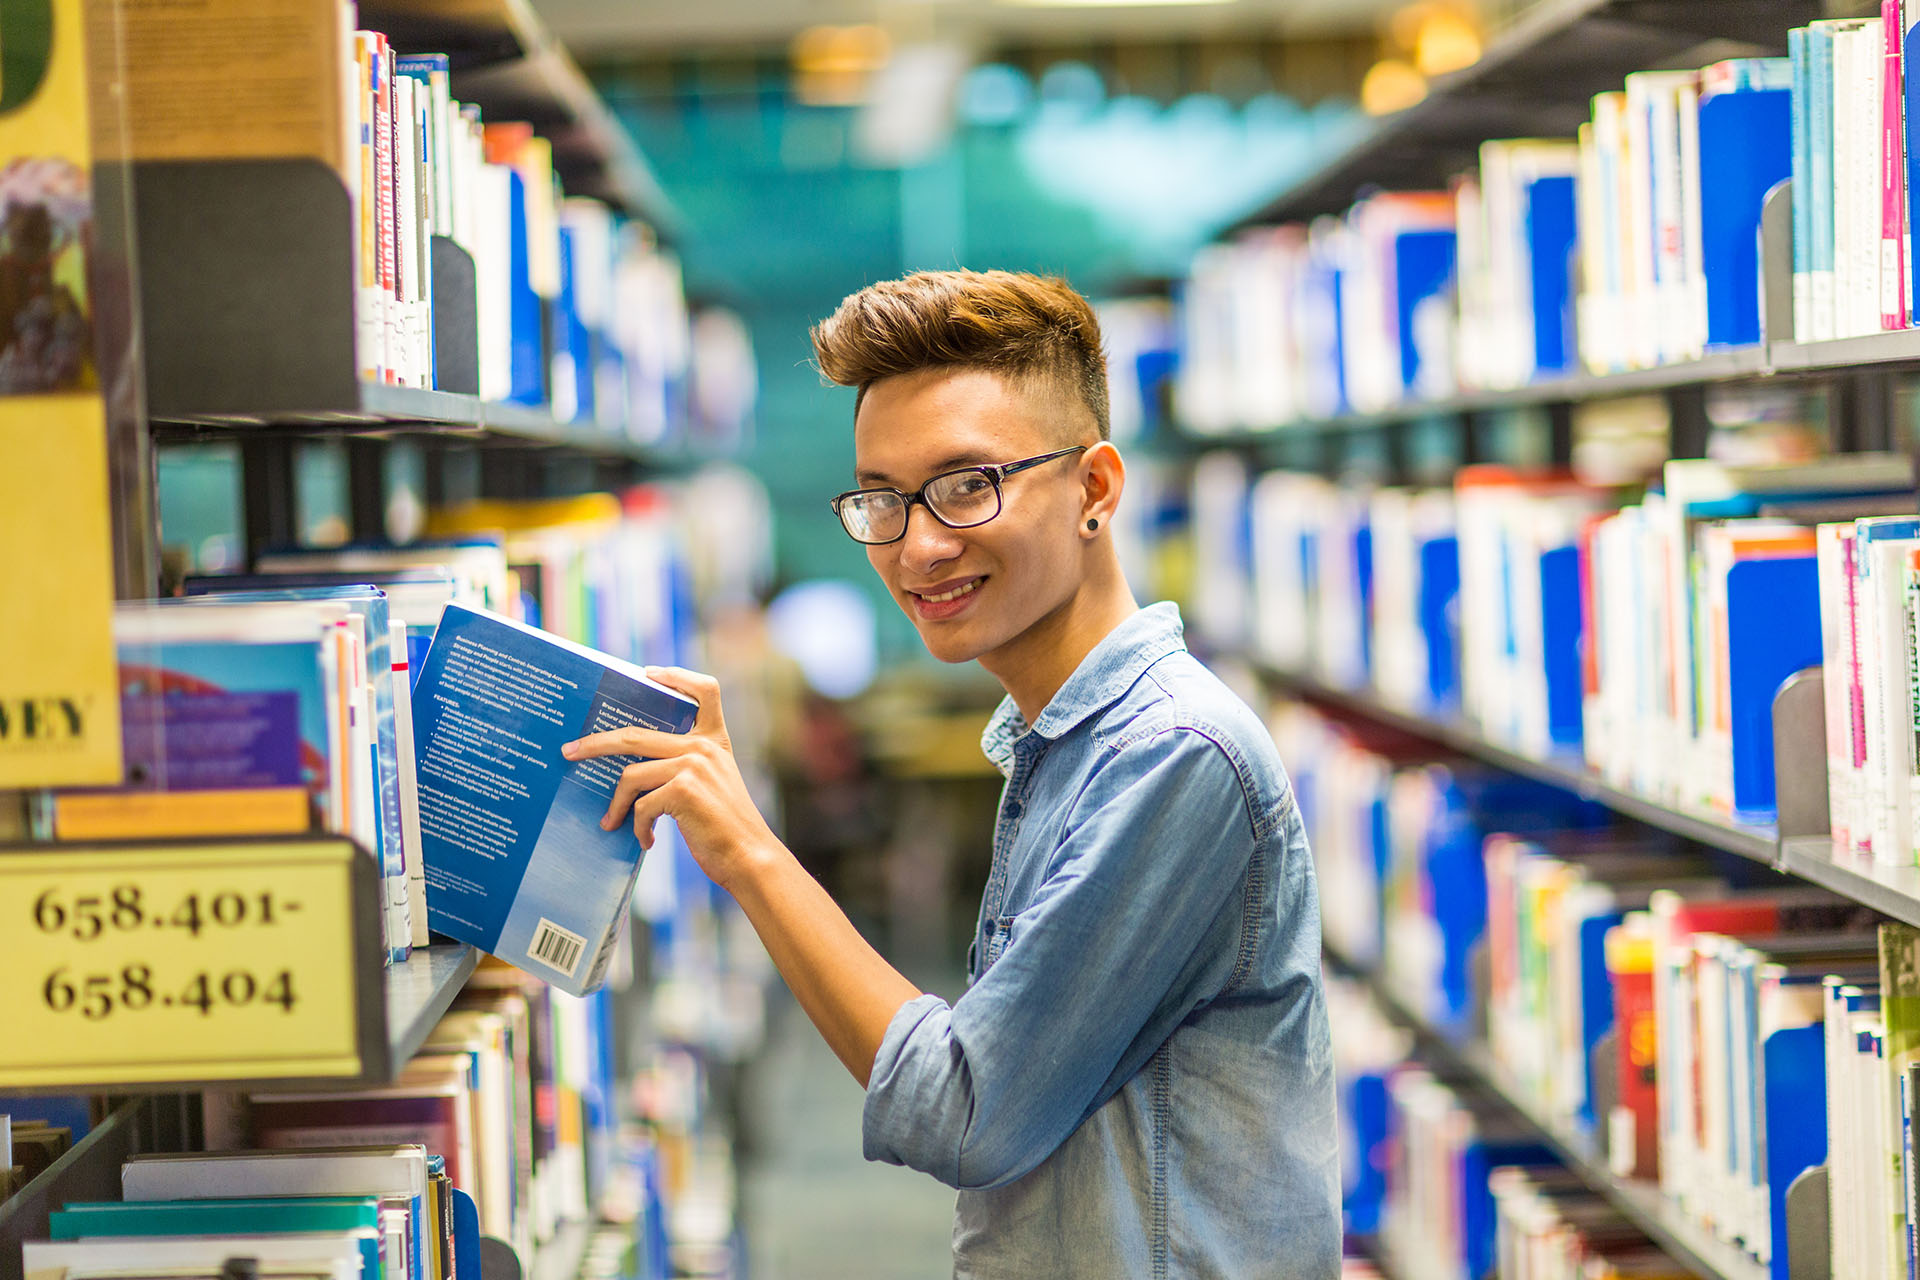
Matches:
[1,1,702,1278]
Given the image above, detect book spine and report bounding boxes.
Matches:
[1823,524,1856,850]
[1908,550,1920,865]
[416,86,435,391]
[1860,30,1888,337]
[371,35,396,386]
[392,72,417,389]
[1887,0,1909,330]
[1907,2,1920,326]
[1838,28,1860,339]
[1651,81,1687,363]
[1814,25,1839,341]
[1794,27,1814,341]
[1678,79,1706,358]
[1850,528,1871,857]
[354,35,380,382]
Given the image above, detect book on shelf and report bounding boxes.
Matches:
[410,604,696,997]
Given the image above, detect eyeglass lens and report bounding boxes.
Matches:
[840,470,1002,543]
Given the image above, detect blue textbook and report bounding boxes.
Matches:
[411,604,698,996]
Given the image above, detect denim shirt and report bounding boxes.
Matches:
[862,603,1340,1280]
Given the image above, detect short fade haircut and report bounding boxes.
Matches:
[810,269,1110,441]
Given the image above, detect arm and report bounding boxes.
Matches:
[563,667,920,1084]
[864,726,1255,1189]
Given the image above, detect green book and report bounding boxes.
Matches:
[1879,924,1920,1278]
[51,1198,382,1280]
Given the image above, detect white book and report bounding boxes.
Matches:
[1623,74,1665,369]
[1836,27,1861,339]
[475,162,513,402]
[390,618,426,949]
[393,71,418,389]
[1819,523,1857,848]
[1854,30,1888,337]
[1648,76,1688,362]
[1677,76,1706,358]
[24,1236,366,1280]
[1866,531,1920,865]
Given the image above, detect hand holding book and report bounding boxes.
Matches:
[561,666,778,891]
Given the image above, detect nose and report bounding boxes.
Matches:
[896,501,963,575]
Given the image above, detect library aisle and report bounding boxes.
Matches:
[739,979,960,1279]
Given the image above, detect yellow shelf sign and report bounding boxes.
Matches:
[0,0,122,786]
[0,838,379,1088]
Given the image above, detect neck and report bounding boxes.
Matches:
[979,549,1139,726]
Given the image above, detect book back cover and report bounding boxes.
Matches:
[411,605,697,996]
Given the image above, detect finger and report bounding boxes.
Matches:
[629,782,677,850]
[645,666,725,736]
[563,725,692,762]
[600,757,677,830]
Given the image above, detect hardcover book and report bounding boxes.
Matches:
[410,604,697,996]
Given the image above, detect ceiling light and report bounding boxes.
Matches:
[1414,10,1482,76]
[995,0,1237,8]
[1360,59,1426,115]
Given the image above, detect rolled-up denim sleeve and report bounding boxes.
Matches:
[861,726,1254,1190]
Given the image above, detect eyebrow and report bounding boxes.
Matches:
[854,450,999,487]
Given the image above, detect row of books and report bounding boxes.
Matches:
[1789,8,1920,345]
[1,1116,74,1199]
[1174,50,1792,432]
[35,487,700,983]
[115,0,708,442]
[10,957,652,1280]
[1332,980,1691,1280]
[1195,450,1919,827]
[1289,694,1916,1278]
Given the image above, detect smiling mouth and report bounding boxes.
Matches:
[912,578,981,604]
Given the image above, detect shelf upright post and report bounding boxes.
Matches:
[1666,384,1711,459]
[1546,400,1574,469]
[346,437,388,543]
[1462,409,1490,466]
[1830,370,1896,453]
[239,436,298,568]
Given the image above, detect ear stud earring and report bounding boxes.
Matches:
[1086,518,1099,531]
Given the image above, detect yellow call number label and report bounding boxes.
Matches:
[0,839,372,1087]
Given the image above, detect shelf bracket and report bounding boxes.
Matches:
[1785,1164,1829,1280]
[1772,667,1829,844]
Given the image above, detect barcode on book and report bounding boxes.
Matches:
[528,918,586,979]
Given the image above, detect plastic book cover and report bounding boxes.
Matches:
[171,589,408,959]
[49,608,336,840]
[411,604,697,997]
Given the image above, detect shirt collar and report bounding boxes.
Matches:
[979,602,1187,776]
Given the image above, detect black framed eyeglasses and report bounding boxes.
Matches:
[831,446,1089,545]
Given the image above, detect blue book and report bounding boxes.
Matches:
[504,170,543,406]
[1763,1022,1827,1280]
[1540,543,1585,749]
[1725,555,1822,820]
[1790,27,1812,337]
[1524,173,1579,375]
[555,223,594,423]
[1698,58,1795,347]
[1418,535,1461,712]
[411,604,697,996]
[1393,227,1458,393]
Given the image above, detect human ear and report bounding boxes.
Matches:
[1080,442,1124,536]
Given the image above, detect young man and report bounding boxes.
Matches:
[564,269,1340,1278]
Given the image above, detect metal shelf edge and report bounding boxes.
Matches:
[1774,836,1920,929]
[1255,664,1778,861]
[385,944,481,1068]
